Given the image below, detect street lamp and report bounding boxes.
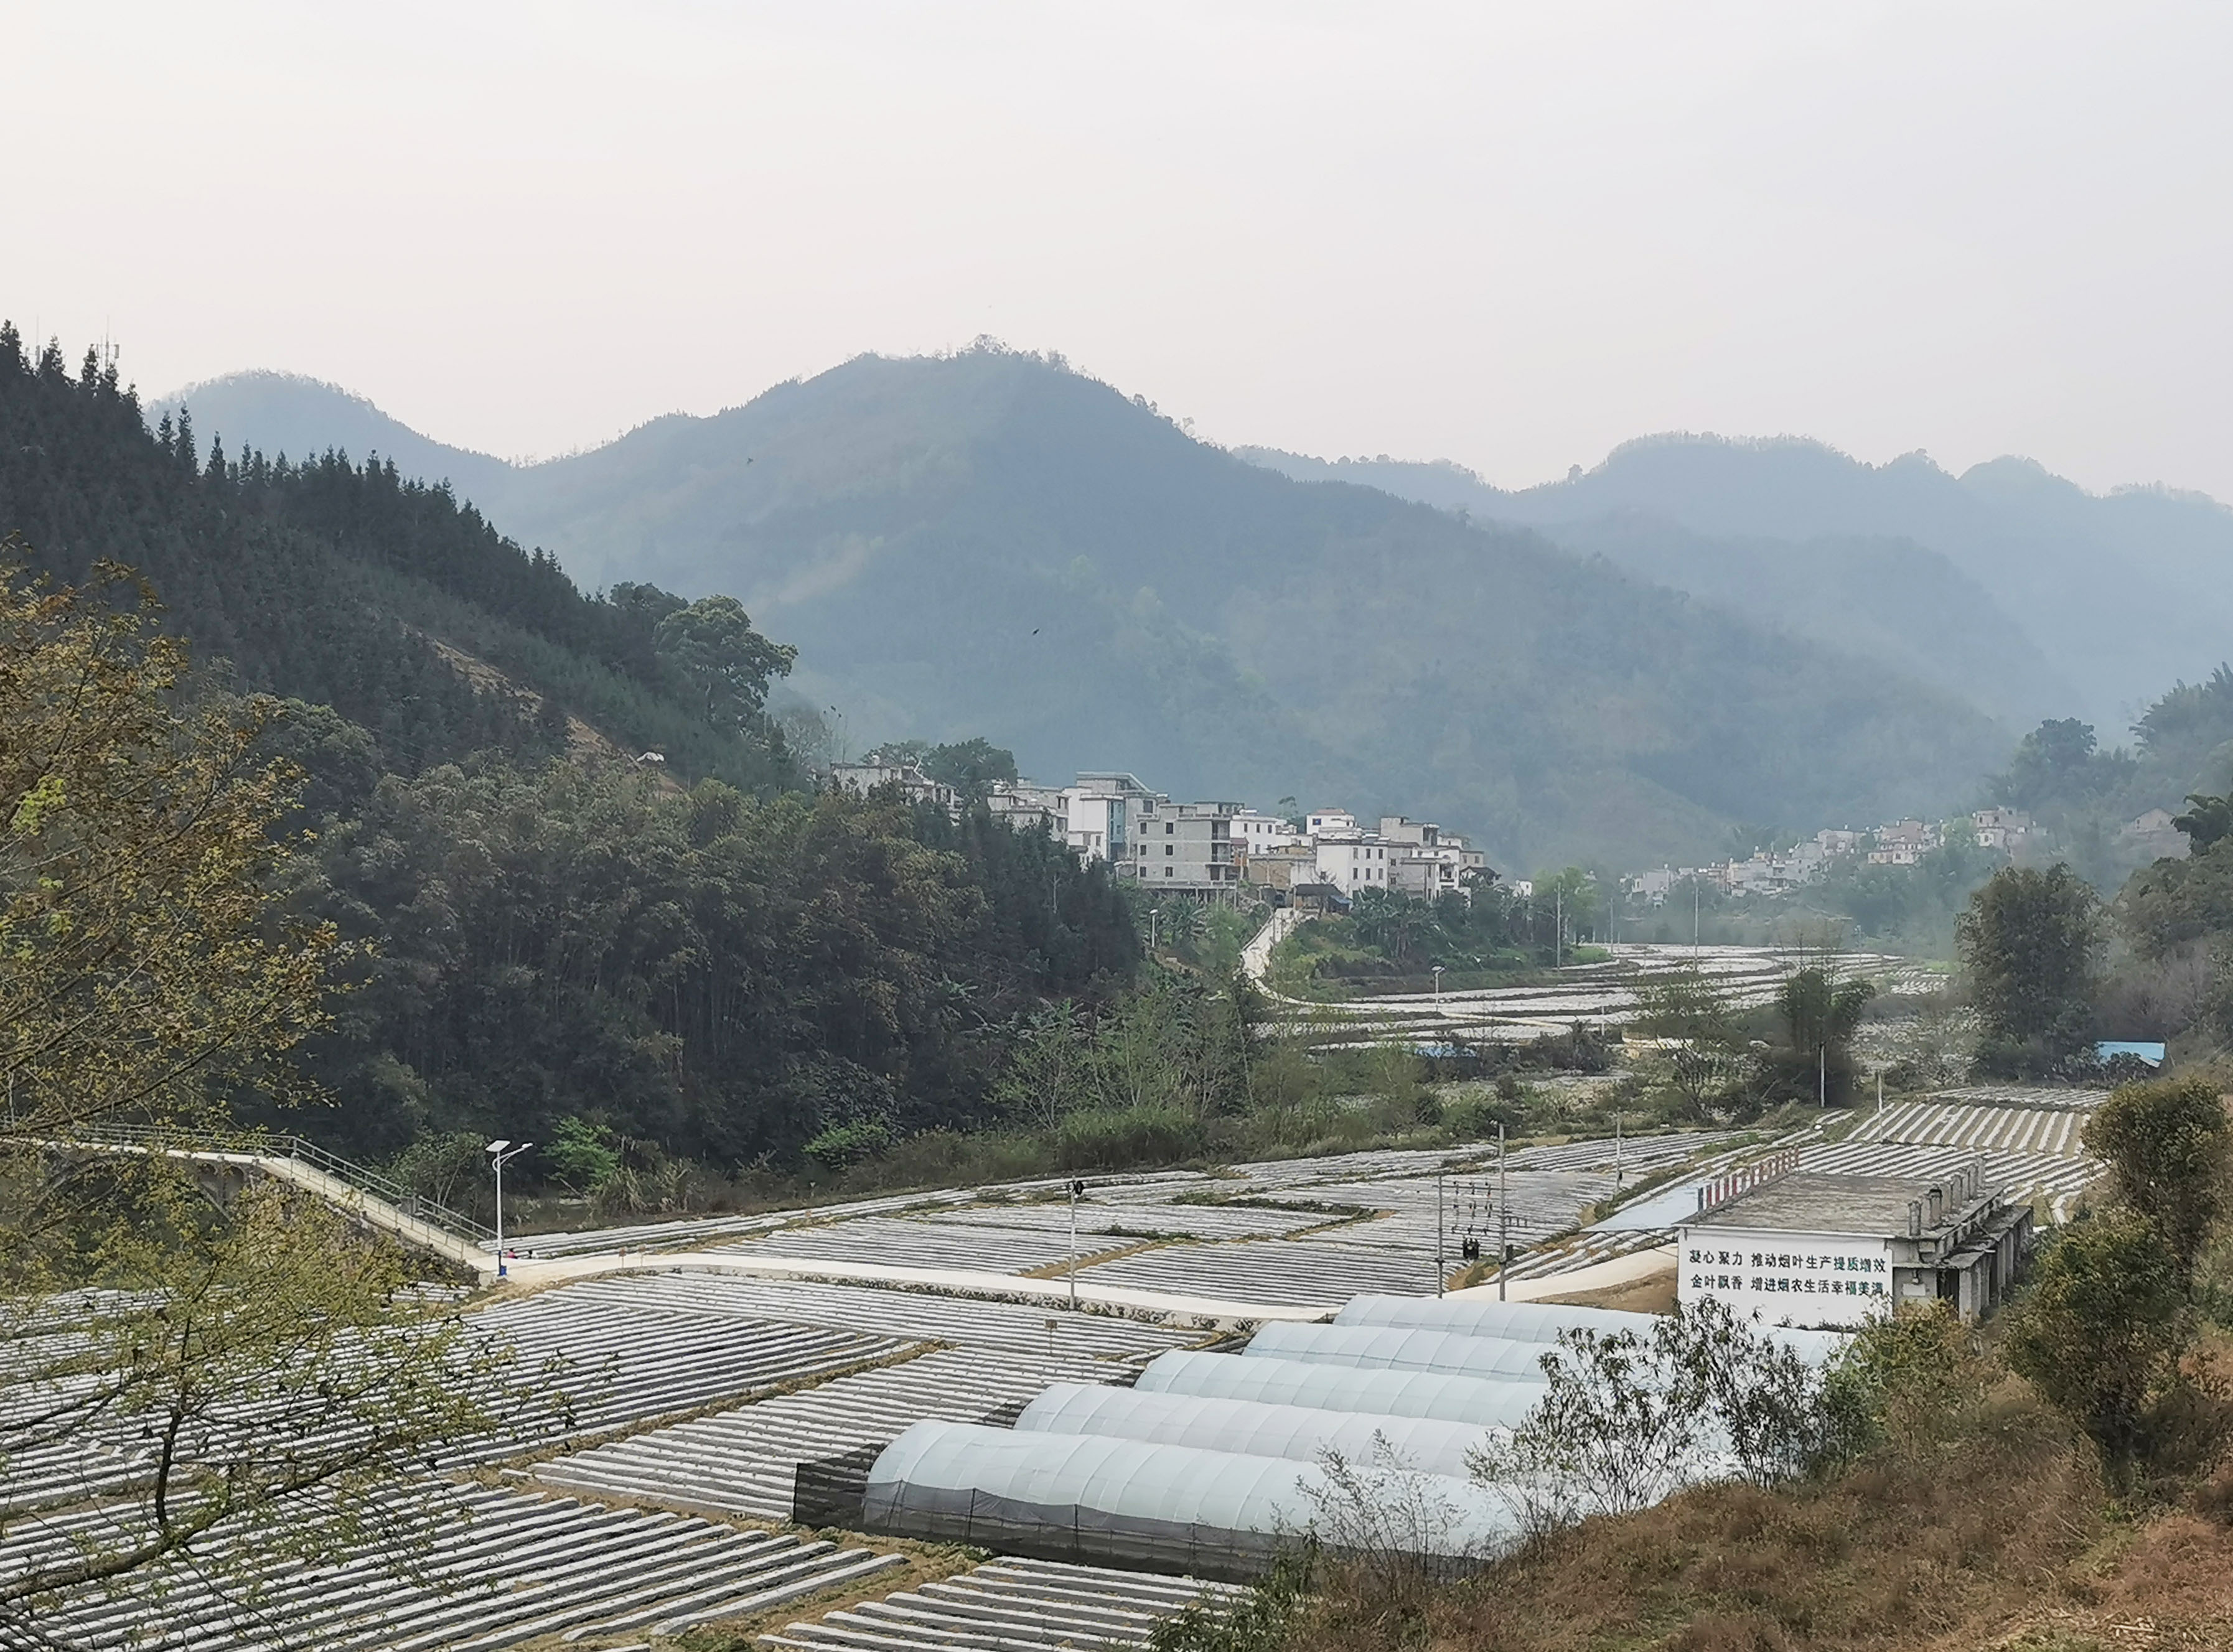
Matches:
[486,1139,532,1279]
[1431,964,1444,1005]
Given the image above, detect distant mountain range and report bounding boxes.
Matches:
[1238,441,2233,737]
[156,353,2064,872]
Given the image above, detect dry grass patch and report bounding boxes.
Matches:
[1276,1383,2158,1652]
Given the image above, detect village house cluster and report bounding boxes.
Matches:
[1625,801,2198,906]
[823,761,1489,905]
[1626,809,2034,902]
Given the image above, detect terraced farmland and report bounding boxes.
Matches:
[1508,1131,1738,1174]
[1848,1098,2098,1155]
[735,1215,1141,1274]
[545,1272,1204,1364]
[457,1285,913,1456]
[0,1434,157,1518]
[760,1556,1247,1651]
[1502,1224,1676,1281]
[930,1199,1337,1241]
[1816,1087,2109,1218]
[2,1483,904,1650]
[1077,1237,1446,1307]
[529,1348,1129,1519]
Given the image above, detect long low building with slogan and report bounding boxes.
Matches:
[1678,1158,2031,1327]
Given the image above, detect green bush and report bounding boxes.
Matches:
[2004,1210,2188,1467]
[2085,1075,2232,1277]
[802,1118,895,1172]
[1054,1108,1207,1170]
[544,1115,623,1190]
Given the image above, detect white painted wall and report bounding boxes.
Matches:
[1677,1225,1891,1328]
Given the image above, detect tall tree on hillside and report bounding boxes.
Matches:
[1756,967,1873,1105]
[2083,1075,2232,1279]
[653,595,797,731]
[1957,864,2102,1074]
[2003,1209,2186,1471]
[0,558,341,1151]
[2007,1074,2229,1475]
[922,737,1019,802]
[1992,717,2135,813]
[0,561,500,1626]
[2171,789,2233,854]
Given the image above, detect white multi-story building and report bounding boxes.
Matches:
[975,772,1505,907]
[1311,830,1396,895]
[1061,772,1162,867]
[1376,816,1490,897]
[1232,809,1302,856]
[2120,808,2189,862]
[1725,856,1774,894]
[1863,818,1939,867]
[1130,798,1243,889]
[1629,867,1677,904]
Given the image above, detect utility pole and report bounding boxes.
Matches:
[1555,887,1563,969]
[1436,1171,1446,1299]
[1496,1122,1510,1301]
[1615,1109,1624,1187]
[1819,1043,1827,1108]
[1068,1178,1086,1308]
[1693,882,1700,958]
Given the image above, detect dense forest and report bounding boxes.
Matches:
[0,328,1140,1181]
[289,765,1136,1167]
[0,327,799,788]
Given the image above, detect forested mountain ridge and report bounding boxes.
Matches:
[165,350,2005,870]
[4,327,1142,1170]
[156,367,518,505]
[1241,436,2233,734]
[7,330,792,790]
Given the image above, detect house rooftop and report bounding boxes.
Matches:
[1685,1172,1980,1237]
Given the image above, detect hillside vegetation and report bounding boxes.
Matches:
[0,330,1140,1180]
[4,330,792,788]
[164,350,2003,871]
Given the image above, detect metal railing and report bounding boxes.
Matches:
[29,1122,497,1246]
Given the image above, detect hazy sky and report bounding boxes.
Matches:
[14,2,2231,496]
